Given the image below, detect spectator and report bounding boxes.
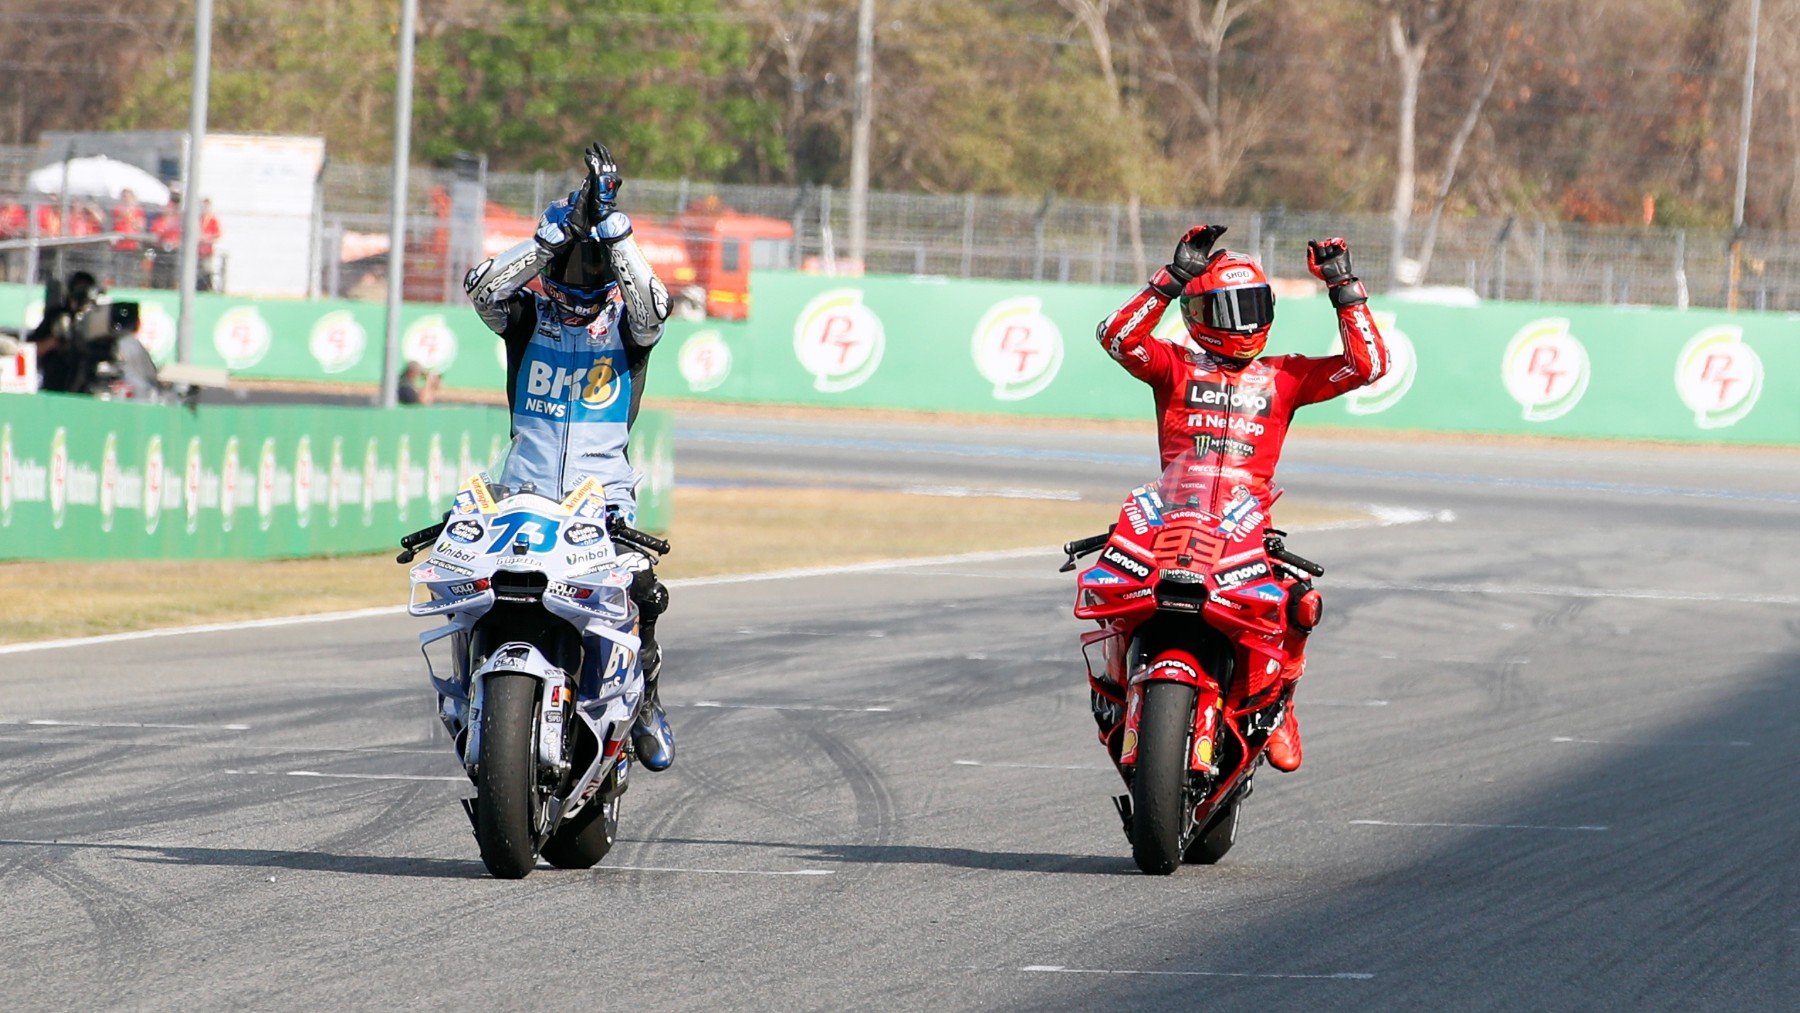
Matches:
[149,194,182,289]
[0,201,24,281]
[198,198,222,290]
[110,189,147,285]
[397,361,440,405]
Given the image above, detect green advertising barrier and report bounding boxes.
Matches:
[0,397,673,561]
[6,273,1793,442]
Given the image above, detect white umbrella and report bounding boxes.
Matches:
[27,155,172,204]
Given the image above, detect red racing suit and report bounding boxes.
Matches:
[1096,284,1388,506]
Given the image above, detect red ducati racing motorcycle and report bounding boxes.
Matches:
[1062,449,1326,874]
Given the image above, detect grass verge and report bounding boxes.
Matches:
[0,486,1358,644]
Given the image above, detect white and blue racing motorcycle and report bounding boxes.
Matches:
[397,474,669,879]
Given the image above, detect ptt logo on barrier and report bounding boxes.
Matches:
[678,330,732,393]
[403,315,459,372]
[136,302,177,366]
[1502,318,1590,422]
[1339,311,1416,416]
[1675,326,1763,430]
[213,306,272,370]
[794,289,885,392]
[310,310,368,374]
[971,297,1064,401]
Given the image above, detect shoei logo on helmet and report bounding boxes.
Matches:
[403,315,459,371]
[1341,311,1416,415]
[794,288,885,392]
[1675,325,1763,430]
[971,296,1065,401]
[1502,318,1590,422]
[1219,266,1256,284]
[677,330,732,392]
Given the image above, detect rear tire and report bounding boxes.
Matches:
[1130,681,1198,876]
[542,796,619,869]
[475,673,541,879]
[1184,791,1240,865]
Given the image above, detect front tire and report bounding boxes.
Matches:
[1130,681,1198,875]
[475,673,541,879]
[542,797,619,869]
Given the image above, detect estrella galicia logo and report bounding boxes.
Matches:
[1099,545,1152,581]
[565,521,603,546]
[446,518,484,544]
[1185,378,1274,417]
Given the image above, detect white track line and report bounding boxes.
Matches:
[953,759,1109,771]
[0,718,251,731]
[1350,819,1608,832]
[225,768,465,783]
[1551,735,1750,748]
[1021,965,1374,981]
[1337,579,1800,605]
[899,484,1083,501]
[683,700,894,714]
[602,865,834,877]
[0,605,403,656]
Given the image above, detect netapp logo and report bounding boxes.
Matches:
[1100,545,1152,580]
[1185,379,1272,416]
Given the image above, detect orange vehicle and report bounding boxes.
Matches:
[392,189,792,320]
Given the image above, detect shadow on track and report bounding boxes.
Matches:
[623,836,1136,876]
[0,839,486,879]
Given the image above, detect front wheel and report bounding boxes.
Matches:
[1129,681,1198,875]
[475,673,542,879]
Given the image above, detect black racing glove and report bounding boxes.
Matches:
[1307,237,1368,309]
[1150,224,1227,297]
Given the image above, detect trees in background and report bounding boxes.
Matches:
[2,0,1796,232]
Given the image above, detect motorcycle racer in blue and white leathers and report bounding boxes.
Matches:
[463,142,676,771]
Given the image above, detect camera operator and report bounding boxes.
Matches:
[29,270,101,392]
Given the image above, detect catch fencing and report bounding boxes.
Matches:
[5,144,1798,312]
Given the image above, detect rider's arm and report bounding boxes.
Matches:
[1096,281,1184,385]
[1290,237,1388,406]
[463,238,548,344]
[598,213,670,351]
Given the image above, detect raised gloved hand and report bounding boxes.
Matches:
[1151,224,1227,297]
[535,142,627,252]
[1307,237,1367,308]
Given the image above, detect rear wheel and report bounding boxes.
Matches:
[475,673,541,879]
[542,796,619,869]
[1184,790,1241,865]
[1129,681,1198,875]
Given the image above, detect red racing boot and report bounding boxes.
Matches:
[1266,704,1303,772]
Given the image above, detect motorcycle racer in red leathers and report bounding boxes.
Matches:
[1095,224,1388,774]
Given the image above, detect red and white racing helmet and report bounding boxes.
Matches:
[1178,251,1275,360]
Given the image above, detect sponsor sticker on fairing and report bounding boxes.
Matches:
[446,519,484,544]
[1081,567,1129,586]
[1214,559,1271,589]
[1214,485,1262,536]
[565,522,603,546]
[1099,545,1153,581]
[447,580,487,596]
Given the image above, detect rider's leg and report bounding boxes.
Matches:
[629,567,674,771]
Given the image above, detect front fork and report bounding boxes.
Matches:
[1119,648,1223,775]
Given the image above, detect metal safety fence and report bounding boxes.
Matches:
[5,145,1799,311]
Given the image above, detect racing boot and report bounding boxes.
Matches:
[630,569,674,771]
[1266,703,1303,773]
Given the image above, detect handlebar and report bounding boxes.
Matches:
[609,517,671,556]
[1059,525,1115,573]
[395,520,446,564]
[1264,530,1325,577]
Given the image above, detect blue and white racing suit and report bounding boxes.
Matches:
[462,223,668,519]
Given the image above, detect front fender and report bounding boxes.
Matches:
[466,642,570,774]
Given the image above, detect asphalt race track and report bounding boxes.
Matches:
[1,415,1794,1008]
